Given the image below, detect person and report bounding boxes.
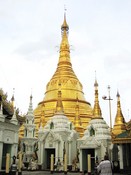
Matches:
[12,155,16,164]
[97,155,112,175]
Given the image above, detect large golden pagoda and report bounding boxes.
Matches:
[34,14,92,135]
[33,14,93,137]
[20,14,93,137]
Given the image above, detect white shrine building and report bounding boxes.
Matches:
[0,90,19,170]
[38,89,79,170]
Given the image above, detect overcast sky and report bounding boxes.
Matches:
[0,0,131,126]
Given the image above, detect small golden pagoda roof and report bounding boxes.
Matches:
[112,91,126,136]
[93,79,102,119]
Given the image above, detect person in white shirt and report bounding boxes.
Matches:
[97,155,112,175]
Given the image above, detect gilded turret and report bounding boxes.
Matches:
[30,13,93,137]
[74,97,84,137]
[112,91,126,135]
[93,79,102,119]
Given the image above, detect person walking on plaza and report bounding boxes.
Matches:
[97,155,113,175]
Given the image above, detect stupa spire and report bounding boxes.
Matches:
[11,88,15,108]
[27,94,34,117]
[61,11,69,32]
[11,107,18,125]
[0,100,4,122]
[93,77,102,119]
[59,12,71,64]
[112,91,126,135]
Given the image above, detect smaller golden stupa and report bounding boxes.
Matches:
[112,91,126,136]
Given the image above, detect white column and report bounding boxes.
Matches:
[68,141,72,165]
[55,141,59,164]
[79,149,82,172]
[101,144,106,160]
[118,144,123,169]
[0,142,3,170]
[40,141,44,164]
[38,141,41,164]
[60,142,63,161]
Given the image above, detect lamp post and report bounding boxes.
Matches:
[102,85,113,132]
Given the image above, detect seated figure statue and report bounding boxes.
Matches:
[56,158,63,171]
[28,158,38,170]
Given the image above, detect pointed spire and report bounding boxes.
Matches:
[0,101,5,122]
[11,88,15,108]
[24,94,36,138]
[10,107,18,125]
[27,94,33,116]
[59,12,71,64]
[93,77,102,119]
[61,11,69,32]
[55,83,64,113]
[25,94,35,125]
[112,91,126,135]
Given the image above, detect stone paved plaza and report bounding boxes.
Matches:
[20,171,124,175]
[0,170,126,175]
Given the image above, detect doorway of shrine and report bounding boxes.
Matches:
[82,148,95,172]
[45,148,55,170]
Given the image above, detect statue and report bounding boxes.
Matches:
[28,158,38,170]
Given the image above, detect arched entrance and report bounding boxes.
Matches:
[82,148,95,172]
[45,148,55,169]
[2,143,12,169]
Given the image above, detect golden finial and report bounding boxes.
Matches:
[94,71,98,89]
[11,88,15,107]
[61,6,69,32]
[116,90,120,98]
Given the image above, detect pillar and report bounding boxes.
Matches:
[68,141,72,165]
[50,154,54,174]
[0,142,3,170]
[118,144,123,169]
[87,154,91,175]
[18,152,22,175]
[79,149,82,172]
[64,154,67,174]
[55,141,59,164]
[6,153,10,175]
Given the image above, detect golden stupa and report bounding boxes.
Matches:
[112,91,126,136]
[33,13,93,137]
[19,13,93,138]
